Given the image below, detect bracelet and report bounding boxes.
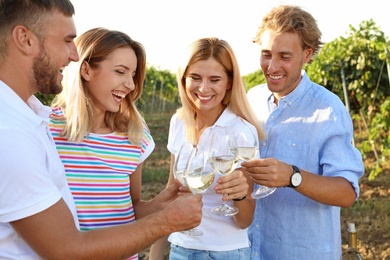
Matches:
[233,196,247,201]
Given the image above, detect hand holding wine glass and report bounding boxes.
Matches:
[209,128,239,216]
[229,119,276,199]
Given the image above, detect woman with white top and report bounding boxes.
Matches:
[149,37,265,259]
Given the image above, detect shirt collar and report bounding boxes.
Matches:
[28,95,51,123]
[278,70,310,106]
[0,80,51,126]
[213,106,238,128]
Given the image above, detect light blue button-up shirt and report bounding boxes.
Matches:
[246,72,364,259]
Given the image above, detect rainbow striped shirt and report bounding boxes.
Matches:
[49,108,154,260]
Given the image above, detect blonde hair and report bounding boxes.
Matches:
[177,37,265,144]
[51,27,147,144]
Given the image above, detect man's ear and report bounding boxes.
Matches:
[12,25,37,55]
[304,48,314,63]
[80,61,91,81]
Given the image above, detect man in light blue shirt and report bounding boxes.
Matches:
[242,5,364,259]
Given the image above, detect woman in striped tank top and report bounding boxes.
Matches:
[49,27,155,260]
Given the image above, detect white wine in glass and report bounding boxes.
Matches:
[186,169,215,194]
[185,144,214,194]
[209,129,239,216]
[229,119,276,199]
[174,142,206,236]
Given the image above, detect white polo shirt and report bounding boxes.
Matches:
[0,81,79,259]
[167,107,259,251]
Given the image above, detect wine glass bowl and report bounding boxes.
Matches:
[185,146,215,194]
[173,142,194,185]
[208,155,238,175]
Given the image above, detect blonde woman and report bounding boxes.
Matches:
[150,37,265,259]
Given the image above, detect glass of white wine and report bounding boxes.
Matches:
[208,128,239,216]
[229,119,276,199]
[174,142,210,236]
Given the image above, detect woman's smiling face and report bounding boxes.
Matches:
[83,46,137,114]
[185,57,230,116]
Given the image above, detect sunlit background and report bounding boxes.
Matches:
[72,0,390,75]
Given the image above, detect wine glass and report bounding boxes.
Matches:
[229,119,276,199]
[185,145,214,195]
[173,142,194,186]
[173,142,206,236]
[208,128,239,216]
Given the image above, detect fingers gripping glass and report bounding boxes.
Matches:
[229,120,276,199]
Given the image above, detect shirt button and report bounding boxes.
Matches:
[262,142,266,146]
[292,143,296,147]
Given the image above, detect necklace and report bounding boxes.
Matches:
[89,123,110,134]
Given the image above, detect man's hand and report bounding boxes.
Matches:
[161,193,203,232]
[241,158,292,188]
[153,181,181,210]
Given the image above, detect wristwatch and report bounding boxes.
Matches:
[289,165,302,188]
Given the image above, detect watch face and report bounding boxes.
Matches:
[291,173,302,186]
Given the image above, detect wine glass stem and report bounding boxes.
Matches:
[221,198,229,208]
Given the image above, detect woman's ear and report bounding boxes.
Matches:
[80,61,91,81]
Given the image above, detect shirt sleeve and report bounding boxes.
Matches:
[139,124,155,163]
[318,103,364,198]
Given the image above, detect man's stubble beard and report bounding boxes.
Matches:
[33,48,63,95]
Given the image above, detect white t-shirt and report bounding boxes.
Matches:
[0,81,79,259]
[167,107,259,251]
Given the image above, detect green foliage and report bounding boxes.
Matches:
[242,69,266,90]
[139,66,179,117]
[306,19,389,115]
[34,93,56,106]
[361,98,390,180]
